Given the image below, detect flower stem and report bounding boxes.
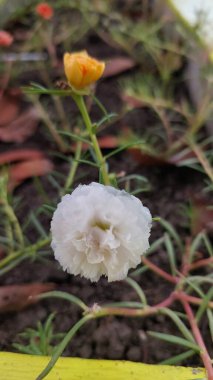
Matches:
[90,292,176,318]
[72,94,110,185]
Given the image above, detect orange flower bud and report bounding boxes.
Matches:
[63,51,105,90]
[0,30,13,47]
[36,2,53,20]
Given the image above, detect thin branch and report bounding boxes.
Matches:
[181,298,213,380]
[142,257,179,284]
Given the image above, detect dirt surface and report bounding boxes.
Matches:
[0,25,212,367]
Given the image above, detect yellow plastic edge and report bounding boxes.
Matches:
[0,352,206,380]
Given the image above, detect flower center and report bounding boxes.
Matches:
[91,220,110,231]
[80,63,88,76]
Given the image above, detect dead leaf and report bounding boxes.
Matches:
[103,57,136,78]
[8,158,53,190]
[0,107,38,143]
[0,149,44,165]
[128,148,167,166]
[0,93,19,125]
[98,136,119,148]
[0,283,55,313]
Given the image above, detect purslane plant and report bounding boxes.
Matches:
[1,49,212,380]
[30,51,212,380]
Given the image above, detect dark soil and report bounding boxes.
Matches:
[0,22,212,368]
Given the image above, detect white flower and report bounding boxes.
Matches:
[51,182,152,282]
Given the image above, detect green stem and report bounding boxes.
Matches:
[4,219,14,251]
[63,139,82,194]
[0,237,50,270]
[36,315,92,380]
[3,201,24,250]
[73,95,110,185]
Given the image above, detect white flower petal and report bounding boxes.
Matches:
[51,182,152,282]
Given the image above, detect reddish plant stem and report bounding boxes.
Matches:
[96,292,176,318]
[93,288,213,378]
[142,257,179,284]
[180,298,213,380]
[98,291,213,319]
[177,292,213,309]
[189,257,213,271]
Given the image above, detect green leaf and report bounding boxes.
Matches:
[190,232,204,262]
[92,95,108,116]
[159,349,195,365]
[184,278,205,298]
[164,233,177,275]
[118,174,151,194]
[29,337,42,355]
[148,331,200,351]
[75,159,100,167]
[57,130,91,145]
[96,113,117,128]
[196,287,213,323]
[202,233,213,257]
[160,308,194,343]
[186,275,213,286]
[207,309,213,342]
[23,83,73,97]
[104,141,147,159]
[159,219,183,251]
[41,204,55,214]
[44,313,56,337]
[13,343,36,355]
[46,175,62,191]
[29,212,48,238]
[38,290,88,311]
[125,277,147,305]
[104,301,144,308]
